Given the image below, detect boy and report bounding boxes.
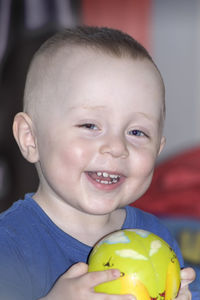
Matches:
[0,26,195,299]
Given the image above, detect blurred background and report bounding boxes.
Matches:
[0,0,200,212]
[0,0,200,294]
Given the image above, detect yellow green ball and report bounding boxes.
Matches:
[88,229,181,300]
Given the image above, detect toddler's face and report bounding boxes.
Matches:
[35,49,165,216]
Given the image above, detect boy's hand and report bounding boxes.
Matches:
[176,267,196,299]
[40,265,195,300]
[40,262,135,300]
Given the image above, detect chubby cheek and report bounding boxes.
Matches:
[50,139,93,182]
[135,148,156,177]
[127,148,157,196]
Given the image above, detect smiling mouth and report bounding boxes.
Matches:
[87,171,121,185]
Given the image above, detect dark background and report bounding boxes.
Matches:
[0,0,81,212]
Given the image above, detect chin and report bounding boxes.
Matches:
[83,203,117,216]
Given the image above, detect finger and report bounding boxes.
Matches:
[87,270,136,300]
[180,267,196,288]
[64,262,88,279]
[86,269,121,288]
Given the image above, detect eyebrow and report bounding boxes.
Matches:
[69,105,106,111]
[136,112,158,122]
[68,105,160,124]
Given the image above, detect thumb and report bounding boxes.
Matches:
[64,262,88,279]
[180,267,196,288]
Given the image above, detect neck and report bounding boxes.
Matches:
[33,189,126,246]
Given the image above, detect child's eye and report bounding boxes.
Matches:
[128,129,146,137]
[78,123,98,130]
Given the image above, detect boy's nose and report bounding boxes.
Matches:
[99,135,129,159]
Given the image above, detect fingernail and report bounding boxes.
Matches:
[127,296,135,300]
[112,269,121,278]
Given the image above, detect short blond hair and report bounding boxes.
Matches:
[23,26,165,119]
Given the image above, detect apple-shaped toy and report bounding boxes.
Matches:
[88,229,181,300]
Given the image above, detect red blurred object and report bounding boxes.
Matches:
[133,147,200,218]
[82,0,152,51]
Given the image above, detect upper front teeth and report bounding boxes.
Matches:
[97,172,120,179]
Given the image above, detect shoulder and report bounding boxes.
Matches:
[0,194,62,298]
[0,200,33,300]
[0,194,35,237]
[125,205,173,239]
[0,193,50,267]
[0,194,37,257]
[125,205,167,231]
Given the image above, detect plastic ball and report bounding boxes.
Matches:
[88,229,181,300]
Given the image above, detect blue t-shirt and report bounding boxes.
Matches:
[0,194,184,299]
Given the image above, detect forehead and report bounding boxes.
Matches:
[56,49,163,109]
[29,47,164,125]
[46,45,162,84]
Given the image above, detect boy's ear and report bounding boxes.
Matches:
[13,112,39,163]
[158,136,166,156]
